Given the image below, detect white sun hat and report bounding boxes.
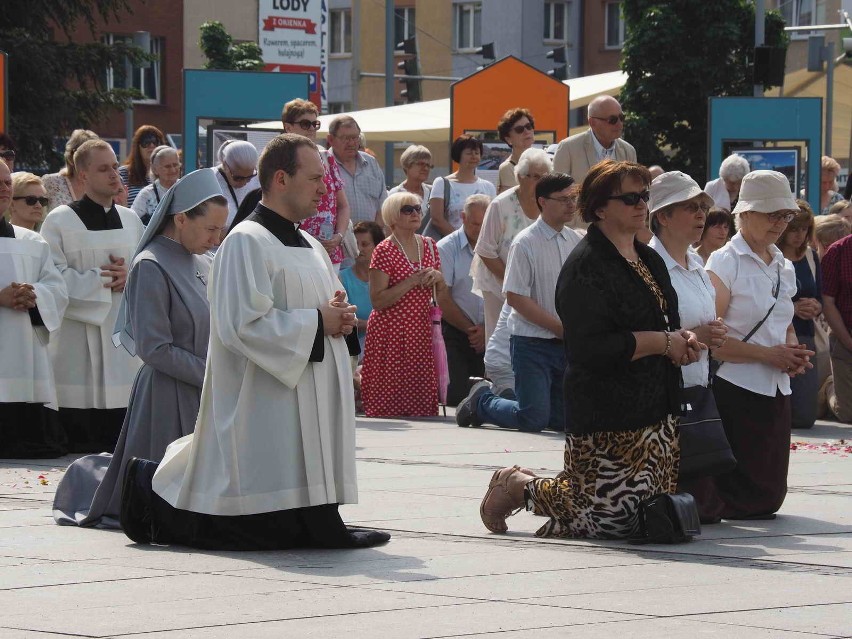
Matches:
[731,170,798,215]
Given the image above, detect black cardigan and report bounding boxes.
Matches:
[555,223,682,435]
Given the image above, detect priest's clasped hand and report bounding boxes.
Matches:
[101,254,128,293]
[0,281,37,312]
[322,290,358,338]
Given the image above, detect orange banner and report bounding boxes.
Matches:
[262,16,317,34]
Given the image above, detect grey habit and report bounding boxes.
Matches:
[53,169,221,528]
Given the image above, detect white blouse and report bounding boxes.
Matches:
[705,232,796,397]
[649,237,716,388]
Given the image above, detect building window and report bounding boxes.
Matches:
[395,7,416,45]
[330,9,352,55]
[779,0,826,33]
[544,1,570,42]
[455,2,482,51]
[605,2,625,49]
[327,102,352,114]
[104,34,162,104]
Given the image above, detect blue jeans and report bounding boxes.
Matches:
[475,335,566,432]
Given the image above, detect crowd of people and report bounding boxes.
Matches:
[1,92,851,545]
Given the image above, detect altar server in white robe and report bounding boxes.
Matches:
[40,140,143,453]
[120,133,390,550]
[0,159,69,458]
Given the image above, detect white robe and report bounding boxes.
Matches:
[40,205,143,409]
[0,225,69,407]
[153,221,358,516]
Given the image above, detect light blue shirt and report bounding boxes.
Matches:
[437,228,485,325]
[339,266,372,352]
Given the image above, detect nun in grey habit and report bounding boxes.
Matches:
[53,169,229,528]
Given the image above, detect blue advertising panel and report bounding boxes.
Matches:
[183,69,309,171]
[708,97,822,214]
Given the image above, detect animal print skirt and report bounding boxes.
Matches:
[525,415,680,539]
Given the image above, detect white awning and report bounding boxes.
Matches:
[249,70,628,144]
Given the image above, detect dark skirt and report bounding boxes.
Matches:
[0,403,67,459]
[710,376,791,519]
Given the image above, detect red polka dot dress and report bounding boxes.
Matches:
[361,235,439,417]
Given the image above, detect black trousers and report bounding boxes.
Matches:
[442,321,485,406]
[0,403,67,458]
[58,407,125,454]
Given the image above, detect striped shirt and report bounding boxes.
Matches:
[332,150,388,224]
[503,217,582,339]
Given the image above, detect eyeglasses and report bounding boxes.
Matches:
[0,150,15,161]
[227,165,258,182]
[412,161,434,169]
[544,196,577,205]
[334,134,361,144]
[139,137,160,148]
[511,122,534,135]
[590,113,626,125]
[12,195,49,206]
[764,211,796,223]
[291,119,321,131]
[608,190,650,206]
[400,204,422,215]
[681,201,711,214]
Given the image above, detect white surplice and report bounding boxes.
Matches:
[0,225,69,406]
[40,205,143,408]
[152,221,358,516]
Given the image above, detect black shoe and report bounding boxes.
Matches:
[347,527,391,548]
[456,380,492,427]
[120,457,157,544]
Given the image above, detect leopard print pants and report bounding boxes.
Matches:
[525,415,680,539]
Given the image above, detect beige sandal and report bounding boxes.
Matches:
[480,466,531,533]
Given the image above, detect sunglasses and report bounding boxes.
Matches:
[590,113,626,125]
[0,150,15,161]
[608,190,650,206]
[13,195,49,206]
[291,119,321,131]
[511,122,534,135]
[227,165,258,182]
[764,211,796,223]
[400,204,422,215]
[681,201,711,214]
[139,137,160,148]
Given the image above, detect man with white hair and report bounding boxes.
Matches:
[705,154,750,212]
[552,95,637,184]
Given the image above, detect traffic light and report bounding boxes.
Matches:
[475,42,496,60]
[548,65,569,81]
[396,36,421,103]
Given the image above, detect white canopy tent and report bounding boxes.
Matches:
[249,71,627,143]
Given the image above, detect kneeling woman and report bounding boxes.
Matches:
[478,160,702,538]
[53,169,228,527]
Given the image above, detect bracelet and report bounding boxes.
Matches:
[662,331,672,358]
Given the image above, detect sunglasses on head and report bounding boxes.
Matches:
[0,150,15,161]
[590,113,626,125]
[13,195,49,206]
[511,122,534,135]
[400,204,422,215]
[607,190,650,206]
[292,119,321,131]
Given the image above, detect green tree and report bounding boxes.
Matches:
[619,1,789,181]
[0,0,151,170]
[199,22,264,72]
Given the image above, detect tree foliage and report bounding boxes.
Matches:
[0,0,151,170]
[199,22,264,72]
[619,0,789,181]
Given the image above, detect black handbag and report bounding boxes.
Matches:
[677,383,736,480]
[629,492,701,544]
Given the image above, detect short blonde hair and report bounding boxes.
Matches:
[400,144,432,170]
[74,139,114,173]
[463,193,491,215]
[828,200,852,217]
[381,191,421,227]
[821,155,841,176]
[814,214,851,248]
[11,172,43,197]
